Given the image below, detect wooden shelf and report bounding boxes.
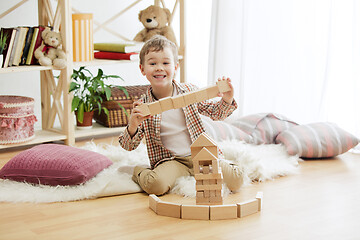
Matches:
[0,59,136,75]
[0,65,53,74]
[0,123,125,150]
[0,0,185,151]
[73,59,135,68]
[0,129,67,150]
[74,122,125,138]
[72,56,182,68]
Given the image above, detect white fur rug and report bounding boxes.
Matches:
[0,140,300,203]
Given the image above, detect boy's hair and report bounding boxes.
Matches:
[139,35,178,65]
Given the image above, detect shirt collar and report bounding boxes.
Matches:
[146,80,186,102]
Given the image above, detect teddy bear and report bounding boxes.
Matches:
[133,5,177,45]
[34,29,66,69]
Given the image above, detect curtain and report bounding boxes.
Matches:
[208,0,360,142]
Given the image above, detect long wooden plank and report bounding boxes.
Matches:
[135,80,231,116]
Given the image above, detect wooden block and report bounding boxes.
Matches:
[196,191,204,198]
[196,180,203,185]
[194,172,223,180]
[171,95,186,109]
[191,132,218,148]
[204,190,210,198]
[237,199,259,218]
[183,91,197,105]
[206,85,220,99]
[193,159,200,174]
[191,147,201,161]
[202,166,210,174]
[211,160,219,173]
[159,97,174,112]
[196,197,210,205]
[209,196,223,205]
[157,201,182,218]
[216,80,231,93]
[149,194,160,213]
[136,103,151,116]
[196,184,222,191]
[199,160,213,167]
[191,133,218,157]
[181,205,210,220]
[213,179,222,185]
[256,192,263,211]
[216,190,222,197]
[195,88,208,102]
[148,101,162,115]
[191,146,218,160]
[192,147,217,163]
[210,204,237,220]
[210,190,216,197]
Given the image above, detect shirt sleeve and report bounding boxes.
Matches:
[118,124,145,151]
[197,98,238,121]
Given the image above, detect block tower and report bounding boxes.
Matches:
[191,133,223,205]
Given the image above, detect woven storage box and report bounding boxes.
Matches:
[0,96,37,144]
[93,85,148,127]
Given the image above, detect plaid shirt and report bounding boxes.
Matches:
[119,80,237,169]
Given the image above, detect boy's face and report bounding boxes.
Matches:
[140,47,178,89]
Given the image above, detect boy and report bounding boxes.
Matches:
[119,35,243,195]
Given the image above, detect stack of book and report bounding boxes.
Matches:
[93,42,143,61]
[0,26,50,68]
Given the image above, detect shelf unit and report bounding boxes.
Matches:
[0,0,186,150]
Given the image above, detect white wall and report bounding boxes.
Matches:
[0,0,212,129]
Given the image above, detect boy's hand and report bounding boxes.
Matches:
[217,76,234,104]
[127,101,150,137]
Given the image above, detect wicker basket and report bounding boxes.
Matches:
[93,85,148,127]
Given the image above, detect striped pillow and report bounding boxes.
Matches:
[231,113,298,144]
[201,115,252,142]
[275,122,359,158]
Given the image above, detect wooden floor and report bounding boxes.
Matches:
[0,136,360,240]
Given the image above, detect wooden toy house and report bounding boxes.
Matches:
[191,133,223,205]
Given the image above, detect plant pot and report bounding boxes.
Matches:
[75,111,94,129]
[0,54,3,68]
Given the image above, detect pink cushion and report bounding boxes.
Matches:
[275,122,359,158]
[231,113,298,144]
[0,144,113,186]
[201,116,252,142]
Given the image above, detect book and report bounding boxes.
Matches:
[94,42,143,53]
[94,51,139,61]
[11,27,28,66]
[20,27,34,65]
[30,25,49,65]
[8,27,21,67]
[25,27,39,65]
[0,28,17,68]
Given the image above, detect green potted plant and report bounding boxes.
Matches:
[0,31,8,67]
[69,66,128,128]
